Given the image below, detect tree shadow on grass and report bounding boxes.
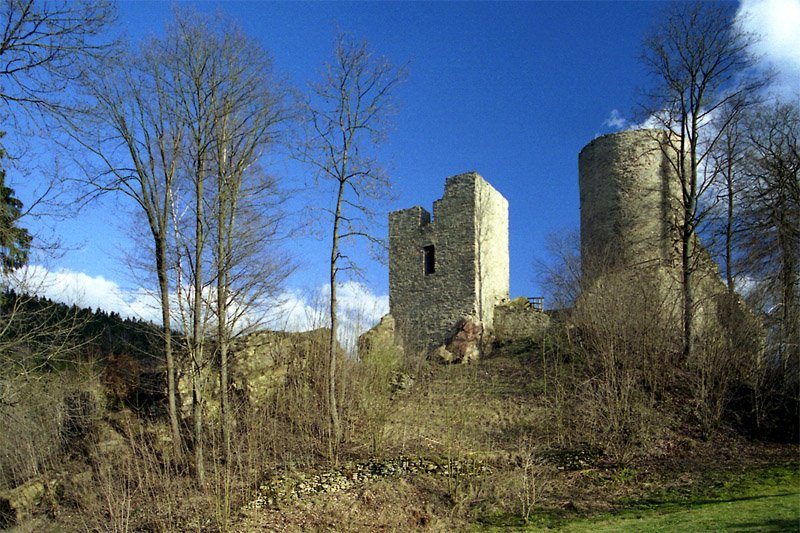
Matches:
[725,518,799,532]
[638,491,797,508]
[689,492,798,506]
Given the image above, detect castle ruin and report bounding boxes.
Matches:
[578,129,758,341]
[371,129,754,363]
[388,172,509,356]
[579,129,680,278]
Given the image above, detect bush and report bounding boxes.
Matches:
[564,270,681,463]
[0,366,102,490]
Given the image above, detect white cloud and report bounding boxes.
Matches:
[603,110,677,134]
[604,2,800,134]
[603,109,628,130]
[6,265,389,349]
[265,281,389,350]
[737,0,800,94]
[8,265,161,322]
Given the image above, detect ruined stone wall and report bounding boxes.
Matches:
[475,176,510,328]
[389,172,509,355]
[494,298,550,343]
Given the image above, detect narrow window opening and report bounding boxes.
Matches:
[423,245,435,275]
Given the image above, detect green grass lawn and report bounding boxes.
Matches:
[556,492,799,532]
[480,463,800,532]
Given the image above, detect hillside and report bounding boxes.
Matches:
[235,343,798,531]
[1,297,797,531]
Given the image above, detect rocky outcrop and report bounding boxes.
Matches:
[0,478,56,528]
[358,314,403,362]
[432,316,485,364]
[178,328,332,419]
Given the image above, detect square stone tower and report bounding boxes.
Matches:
[389,172,509,355]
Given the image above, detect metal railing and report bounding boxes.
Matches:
[527,296,544,312]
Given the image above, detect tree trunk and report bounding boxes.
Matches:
[780,224,798,367]
[193,377,205,485]
[725,153,735,294]
[192,157,206,485]
[218,274,230,461]
[156,237,183,460]
[328,180,346,462]
[217,168,231,462]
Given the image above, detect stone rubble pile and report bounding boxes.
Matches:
[245,456,491,509]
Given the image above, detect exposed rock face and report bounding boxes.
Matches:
[389,172,509,357]
[231,330,324,403]
[358,314,403,362]
[494,297,551,343]
[430,316,484,364]
[178,328,331,419]
[445,317,484,363]
[0,479,53,528]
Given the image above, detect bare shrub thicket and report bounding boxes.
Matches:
[74,416,214,532]
[0,366,101,490]
[263,330,332,463]
[567,270,681,464]
[352,334,402,455]
[687,292,765,439]
[0,286,102,491]
[483,437,555,525]
[543,272,767,457]
[535,222,773,454]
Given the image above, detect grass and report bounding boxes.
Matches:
[558,493,798,532]
[478,463,800,532]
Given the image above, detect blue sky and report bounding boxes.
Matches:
[13,0,800,331]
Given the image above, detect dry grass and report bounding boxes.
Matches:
[2,310,797,531]
[383,355,548,459]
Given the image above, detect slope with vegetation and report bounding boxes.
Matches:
[0,0,797,530]
[0,297,797,530]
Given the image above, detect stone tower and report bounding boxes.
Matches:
[578,129,760,342]
[579,129,680,279]
[389,172,509,355]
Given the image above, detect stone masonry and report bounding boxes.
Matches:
[579,129,680,279]
[494,297,550,344]
[578,129,760,340]
[389,172,509,356]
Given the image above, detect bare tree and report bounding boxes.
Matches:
[738,100,799,368]
[300,34,403,460]
[67,38,185,459]
[152,9,293,479]
[205,25,290,461]
[0,0,116,263]
[0,0,115,118]
[167,12,220,486]
[533,228,582,311]
[641,0,762,361]
[714,108,747,294]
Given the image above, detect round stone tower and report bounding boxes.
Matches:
[578,129,679,280]
[577,129,763,362]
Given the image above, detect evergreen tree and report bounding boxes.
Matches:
[0,133,31,274]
